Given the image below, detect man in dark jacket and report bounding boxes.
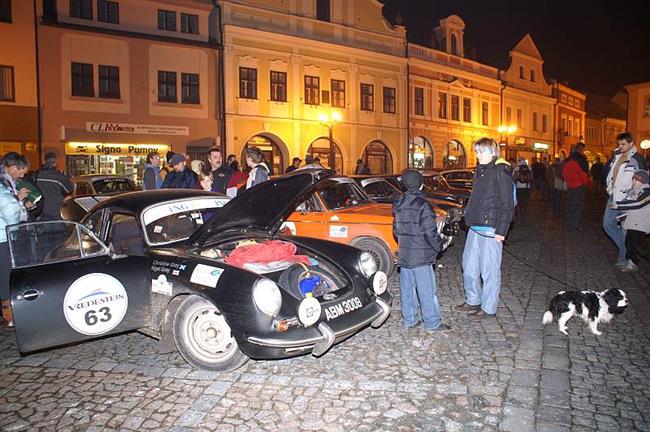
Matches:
[207,148,233,194]
[456,138,514,318]
[393,169,450,332]
[36,152,72,220]
[161,153,198,189]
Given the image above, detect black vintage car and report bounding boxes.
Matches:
[7,170,391,371]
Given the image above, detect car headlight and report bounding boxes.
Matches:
[359,252,378,277]
[252,279,282,316]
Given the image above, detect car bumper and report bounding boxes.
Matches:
[246,296,391,357]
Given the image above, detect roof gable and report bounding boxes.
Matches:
[511,34,543,61]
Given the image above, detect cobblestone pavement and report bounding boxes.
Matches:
[1,194,649,431]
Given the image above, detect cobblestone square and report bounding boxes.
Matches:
[1,197,649,431]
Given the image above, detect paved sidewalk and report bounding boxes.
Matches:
[0,195,649,431]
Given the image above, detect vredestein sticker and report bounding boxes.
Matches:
[63,273,129,336]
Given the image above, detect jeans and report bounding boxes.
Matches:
[462,229,503,315]
[399,265,442,330]
[565,186,585,231]
[602,198,627,264]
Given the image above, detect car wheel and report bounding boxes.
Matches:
[173,295,249,371]
[351,237,394,276]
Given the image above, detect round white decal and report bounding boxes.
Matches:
[63,273,129,336]
[298,296,321,327]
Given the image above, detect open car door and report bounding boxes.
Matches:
[7,221,151,353]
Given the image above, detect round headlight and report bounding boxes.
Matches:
[252,279,282,316]
[359,252,378,277]
[298,296,321,327]
[372,271,387,295]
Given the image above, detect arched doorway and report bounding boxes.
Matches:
[362,141,393,174]
[409,136,434,170]
[442,139,466,169]
[307,137,343,173]
[241,134,286,175]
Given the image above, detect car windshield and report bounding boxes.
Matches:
[92,178,135,194]
[142,197,230,245]
[423,175,449,191]
[317,181,371,210]
[364,180,401,198]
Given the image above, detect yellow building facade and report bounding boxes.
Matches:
[625,82,650,146]
[220,0,408,175]
[553,82,586,159]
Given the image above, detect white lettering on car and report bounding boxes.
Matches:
[325,297,363,321]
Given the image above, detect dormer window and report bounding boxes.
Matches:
[450,34,458,55]
[519,66,525,79]
[530,69,536,82]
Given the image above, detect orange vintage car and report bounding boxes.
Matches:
[282,176,451,275]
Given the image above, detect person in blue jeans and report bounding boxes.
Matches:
[393,170,451,332]
[456,138,514,318]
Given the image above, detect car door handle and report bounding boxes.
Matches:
[20,289,41,301]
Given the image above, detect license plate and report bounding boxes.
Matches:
[324,296,363,321]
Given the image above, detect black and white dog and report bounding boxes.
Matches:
[542,289,628,336]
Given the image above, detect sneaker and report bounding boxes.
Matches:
[615,261,627,269]
[454,302,481,312]
[404,321,422,330]
[469,309,496,319]
[621,261,639,273]
[424,323,452,333]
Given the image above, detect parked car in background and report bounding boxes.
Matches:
[420,171,472,203]
[440,169,475,190]
[378,173,468,206]
[61,175,138,221]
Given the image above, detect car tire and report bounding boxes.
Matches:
[351,237,394,276]
[173,295,249,371]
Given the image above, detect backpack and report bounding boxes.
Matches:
[495,166,517,209]
[516,165,531,184]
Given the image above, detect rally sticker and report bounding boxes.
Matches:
[63,273,128,336]
[329,225,349,238]
[190,264,224,287]
[151,274,173,296]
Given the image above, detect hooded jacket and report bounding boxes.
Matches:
[616,184,650,233]
[35,164,72,219]
[605,146,648,202]
[0,169,28,243]
[463,157,514,237]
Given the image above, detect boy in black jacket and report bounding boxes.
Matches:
[393,170,451,332]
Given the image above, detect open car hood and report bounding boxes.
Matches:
[189,169,335,245]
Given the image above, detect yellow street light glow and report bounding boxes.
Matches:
[497,125,507,133]
[318,113,329,123]
[331,111,342,122]
[507,125,517,134]
[640,139,650,150]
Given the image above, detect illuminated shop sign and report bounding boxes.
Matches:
[86,122,189,136]
[533,142,549,150]
[66,142,171,156]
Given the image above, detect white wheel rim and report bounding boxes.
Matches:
[182,303,238,364]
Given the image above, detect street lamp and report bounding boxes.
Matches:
[318,111,342,172]
[497,124,517,159]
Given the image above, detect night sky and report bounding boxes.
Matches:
[382,0,650,96]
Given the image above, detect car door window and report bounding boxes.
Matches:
[84,210,104,238]
[75,182,91,195]
[107,213,145,256]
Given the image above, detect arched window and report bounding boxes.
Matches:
[362,141,393,175]
[307,138,343,173]
[450,34,458,55]
[443,140,466,169]
[242,135,286,175]
[409,136,434,170]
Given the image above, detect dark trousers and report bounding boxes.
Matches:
[565,186,585,231]
[550,188,562,216]
[625,230,649,264]
[516,188,531,215]
[0,241,10,300]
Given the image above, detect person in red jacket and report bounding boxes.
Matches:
[562,145,590,231]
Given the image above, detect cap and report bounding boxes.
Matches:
[169,153,186,166]
[633,170,649,184]
[402,169,423,191]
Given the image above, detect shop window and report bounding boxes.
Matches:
[0,65,15,102]
[97,0,119,24]
[157,9,176,31]
[157,70,177,103]
[414,87,424,116]
[383,87,395,114]
[0,0,12,23]
[443,140,466,169]
[451,95,459,121]
[462,97,471,123]
[99,65,120,99]
[181,13,199,34]
[181,73,199,104]
[361,83,374,111]
[270,71,287,102]
[304,76,320,105]
[362,141,393,175]
[438,92,447,119]
[409,136,434,170]
[239,67,257,99]
[481,101,489,126]
[70,0,92,20]
[243,135,285,175]
[307,138,343,173]
[316,0,330,22]
[71,62,94,97]
[331,79,345,108]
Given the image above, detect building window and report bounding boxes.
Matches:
[414,87,424,116]
[568,116,573,136]
[97,0,119,24]
[304,75,320,105]
[70,0,93,20]
[0,0,12,23]
[239,67,257,99]
[560,94,567,104]
[519,66,524,79]
[532,112,538,131]
[157,70,177,102]
[158,9,176,31]
[0,65,15,101]
[450,34,458,55]
[331,79,345,108]
[517,109,522,127]
[181,13,199,34]
[481,101,489,126]
[316,0,330,22]
[71,62,94,97]
[506,107,511,123]
[181,73,199,104]
[270,71,287,102]
[361,83,374,111]
[462,97,471,123]
[561,115,567,133]
[451,95,459,121]
[98,65,119,99]
[383,87,395,114]
[530,69,536,82]
[438,92,447,119]
[542,114,548,132]
[645,97,650,116]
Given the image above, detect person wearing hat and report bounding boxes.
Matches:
[285,157,302,173]
[161,153,198,189]
[355,158,370,175]
[614,170,650,272]
[392,169,451,333]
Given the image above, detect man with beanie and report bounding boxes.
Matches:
[614,170,650,272]
[161,153,198,189]
[393,169,451,332]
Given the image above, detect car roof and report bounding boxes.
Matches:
[72,175,132,181]
[91,189,226,215]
